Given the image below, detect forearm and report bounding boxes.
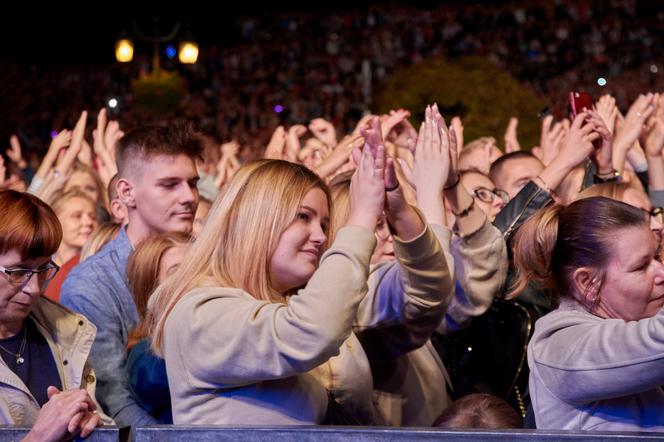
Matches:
[385,202,425,242]
[416,187,445,227]
[444,182,484,236]
[647,154,664,191]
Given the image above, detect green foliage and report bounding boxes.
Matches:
[374,57,548,150]
[131,70,185,115]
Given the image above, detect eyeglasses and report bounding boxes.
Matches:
[472,187,510,204]
[649,207,664,225]
[0,261,59,287]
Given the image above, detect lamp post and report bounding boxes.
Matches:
[115,18,198,68]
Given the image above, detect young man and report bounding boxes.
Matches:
[61,124,201,427]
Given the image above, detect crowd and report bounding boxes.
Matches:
[2,0,662,166]
[1,84,664,439]
[1,1,664,440]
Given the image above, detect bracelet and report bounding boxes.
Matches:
[534,176,557,198]
[594,169,621,182]
[451,197,475,218]
[443,175,460,191]
[385,182,400,192]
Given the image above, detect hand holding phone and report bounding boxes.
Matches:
[569,92,594,118]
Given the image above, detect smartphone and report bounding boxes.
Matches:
[569,92,593,118]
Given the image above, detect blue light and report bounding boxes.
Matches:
[273,105,284,113]
[50,131,58,138]
[597,77,607,87]
[165,45,177,59]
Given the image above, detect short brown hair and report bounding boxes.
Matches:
[433,393,522,429]
[510,197,647,300]
[0,190,62,260]
[115,122,203,178]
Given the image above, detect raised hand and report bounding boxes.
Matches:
[308,118,338,148]
[504,117,521,153]
[352,114,376,136]
[264,126,287,160]
[346,117,386,230]
[586,110,614,174]
[380,109,411,140]
[595,94,619,135]
[614,94,655,153]
[451,116,464,150]
[641,94,664,158]
[6,135,26,169]
[533,116,567,166]
[285,124,307,163]
[103,120,124,165]
[56,110,88,175]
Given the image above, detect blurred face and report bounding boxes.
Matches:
[157,244,189,284]
[493,157,544,199]
[595,225,664,321]
[66,171,99,202]
[58,196,97,249]
[0,250,51,332]
[371,215,395,265]
[270,188,329,292]
[460,172,506,221]
[129,154,200,236]
[621,188,664,236]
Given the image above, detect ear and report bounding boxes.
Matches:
[116,178,136,208]
[571,267,600,306]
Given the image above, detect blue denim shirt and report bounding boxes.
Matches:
[61,227,157,427]
[127,339,172,424]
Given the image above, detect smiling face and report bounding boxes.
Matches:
[269,188,329,293]
[125,153,200,236]
[57,196,97,250]
[595,225,664,321]
[0,250,51,334]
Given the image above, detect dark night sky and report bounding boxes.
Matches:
[0,0,481,65]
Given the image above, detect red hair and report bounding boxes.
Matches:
[0,190,62,259]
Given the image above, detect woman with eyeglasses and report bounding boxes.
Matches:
[459,170,508,221]
[0,190,110,441]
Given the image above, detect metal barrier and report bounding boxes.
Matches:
[0,426,120,441]
[133,426,664,442]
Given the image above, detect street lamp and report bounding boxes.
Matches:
[115,19,199,68]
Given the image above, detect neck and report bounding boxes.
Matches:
[125,219,153,249]
[0,320,23,339]
[54,243,79,266]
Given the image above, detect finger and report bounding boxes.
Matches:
[47,385,61,399]
[414,122,425,157]
[68,411,85,435]
[351,147,362,167]
[80,412,101,438]
[541,115,553,135]
[384,157,398,189]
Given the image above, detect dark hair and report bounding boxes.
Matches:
[510,197,648,300]
[433,393,522,429]
[489,151,541,184]
[115,122,203,178]
[0,190,62,259]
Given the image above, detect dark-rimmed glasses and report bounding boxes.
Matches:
[472,187,510,204]
[0,261,59,287]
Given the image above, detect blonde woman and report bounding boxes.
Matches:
[147,121,387,425]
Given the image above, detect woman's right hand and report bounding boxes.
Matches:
[23,386,100,442]
[346,117,386,231]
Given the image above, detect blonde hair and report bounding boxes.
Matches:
[50,189,96,217]
[328,170,353,241]
[146,160,331,355]
[576,181,635,202]
[80,222,122,261]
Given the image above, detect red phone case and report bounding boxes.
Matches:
[569,92,593,118]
